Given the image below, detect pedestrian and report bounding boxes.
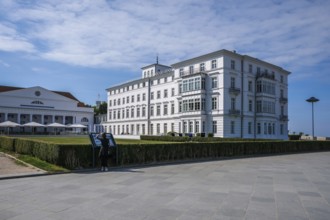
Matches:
[96,132,109,171]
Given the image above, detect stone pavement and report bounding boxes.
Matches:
[1,152,330,220]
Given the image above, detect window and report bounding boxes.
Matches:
[118,99,121,105]
[109,111,112,120]
[126,96,129,104]
[230,121,235,134]
[211,60,217,69]
[171,88,175,96]
[179,68,184,77]
[230,77,236,88]
[171,103,175,114]
[157,105,161,116]
[137,124,140,134]
[141,106,145,117]
[157,79,160,84]
[150,106,154,116]
[231,98,236,110]
[142,124,145,135]
[280,124,284,135]
[131,95,134,103]
[137,94,140,102]
[122,109,125,119]
[151,92,154,100]
[280,75,284,83]
[189,66,194,74]
[212,97,217,110]
[109,100,112,107]
[150,124,154,135]
[126,109,129,118]
[257,67,260,74]
[195,121,199,133]
[137,107,140,117]
[179,101,182,112]
[280,89,284,98]
[113,110,116,119]
[164,89,168,98]
[189,121,193,133]
[164,77,167,83]
[142,93,146,101]
[131,108,134,118]
[200,63,205,71]
[249,100,253,112]
[157,91,161,99]
[249,64,252,73]
[171,123,174,132]
[122,98,125,105]
[201,78,205,89]
[213,121,217,133]
[114,99,116,106]
[231,60,235,70]
[248,81,253,92]
[257,123,261,134]
[211,77,218,89]
[157,123,160,134]
[264,123,267,134]
[164,104,168,115]
[248,122,252,134]
[117,111,120,119]
[164,123,168,134]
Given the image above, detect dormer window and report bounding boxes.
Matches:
[31,100,43,105]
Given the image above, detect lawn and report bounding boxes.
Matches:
[16,135,170,145]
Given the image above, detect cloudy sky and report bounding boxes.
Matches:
[1,0,330,136]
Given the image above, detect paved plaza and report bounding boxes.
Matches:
[1,152,330,220]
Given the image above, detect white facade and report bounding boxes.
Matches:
[0,86,94,133]
[104,49,290,139]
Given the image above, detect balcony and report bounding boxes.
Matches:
[256,71,276,81]
[229,109,241,116]
[229,87,240,95]
[180,68,207,77]
[279,115,288,121]
[279,97,288,104]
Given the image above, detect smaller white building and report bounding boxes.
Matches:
[0,85,94,133]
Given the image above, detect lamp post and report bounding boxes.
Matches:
[306,97,319,140]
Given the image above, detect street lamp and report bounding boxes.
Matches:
[306,96,319,140]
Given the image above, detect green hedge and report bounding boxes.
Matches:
[0,136,15,151]
[1,136,330,169]
[140,135,274,142]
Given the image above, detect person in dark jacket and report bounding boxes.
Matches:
[96,133,109,171]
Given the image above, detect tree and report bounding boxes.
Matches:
[94,102,107,115]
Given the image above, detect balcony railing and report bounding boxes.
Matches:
[180,68,207,77]
[279,97,288,103]
[279,115,288,121]
[256,72,276,80]
[229,87,240,95]
[229,109,241,116]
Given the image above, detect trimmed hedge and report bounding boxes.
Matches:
[1,136,330,169]
[140,135,273,142]
[0,136,15,151]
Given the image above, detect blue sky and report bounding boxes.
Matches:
[0,0,330,137]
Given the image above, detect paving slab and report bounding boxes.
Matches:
[1,152,330,220]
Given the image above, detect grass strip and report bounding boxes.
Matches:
[0,147,69,173]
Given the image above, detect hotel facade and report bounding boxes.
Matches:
[104,49,290,139]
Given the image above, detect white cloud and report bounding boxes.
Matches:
[0,0,329,75]
[0,59,10,67]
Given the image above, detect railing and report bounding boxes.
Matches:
[180,68,207,77]
[229,87,241,95]
[256,72,276,80]
[279,115,288,121]
[229,109,241,115]
[279,97,288,103]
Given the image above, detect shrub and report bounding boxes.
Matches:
[207,133,214,138]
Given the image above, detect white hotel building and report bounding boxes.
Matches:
[104,49,290,139]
